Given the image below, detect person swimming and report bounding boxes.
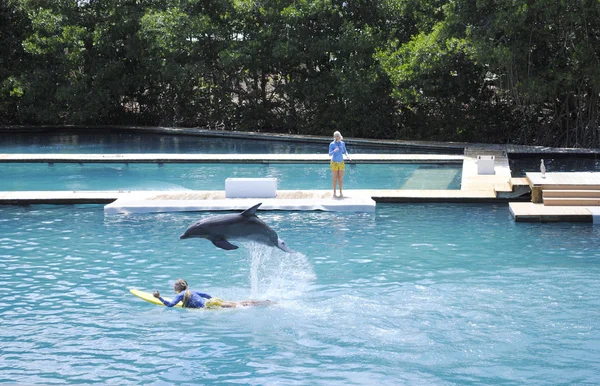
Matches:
[153,279,272,308]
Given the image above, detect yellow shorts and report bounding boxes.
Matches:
[204,298,225,309]
[330,161,345,171]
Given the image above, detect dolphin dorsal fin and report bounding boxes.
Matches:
[241,203,262,217]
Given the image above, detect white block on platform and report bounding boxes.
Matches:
[225,178,277,198]
[477,155,495,175]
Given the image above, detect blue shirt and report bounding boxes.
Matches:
[329,140,348,162]
[159,290,212,308]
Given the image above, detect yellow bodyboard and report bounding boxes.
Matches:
[130,289,183,308]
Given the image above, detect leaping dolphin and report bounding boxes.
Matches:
[180,203,294,253]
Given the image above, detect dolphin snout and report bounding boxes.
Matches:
[277,238,294,253]
[180,231,206,240]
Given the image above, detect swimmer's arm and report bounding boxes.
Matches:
[195,291,212,299]
[160,292,184,307]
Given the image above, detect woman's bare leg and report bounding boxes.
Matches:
[338,170,344,197]
[238,300,273,307]
[218,301,238,308]
[332,170,338,197]
[214,300,274,308]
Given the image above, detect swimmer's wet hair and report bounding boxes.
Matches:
[174,278,188,289]
[174,279,193,307]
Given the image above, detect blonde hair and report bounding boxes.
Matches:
[174,278,193,307]
[333,131,343,140]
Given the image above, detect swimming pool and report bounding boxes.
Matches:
[509,154,600,177]
[1,203,599,384]
[0,163,462,191]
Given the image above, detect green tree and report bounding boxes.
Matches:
[138,0,236,127]
[226,0,397,136]
[445,0,600,147]
[4,0,597,147]
[7,0,152,124]
[0,0,29,122]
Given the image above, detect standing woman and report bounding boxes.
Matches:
[328,131,350,197]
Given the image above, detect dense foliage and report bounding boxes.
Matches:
[1,0,599,147]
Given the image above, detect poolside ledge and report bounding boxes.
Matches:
[104,196,376,214]
[102,190,378,214]
[509,202,600,223]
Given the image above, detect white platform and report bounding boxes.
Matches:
[104,197,376,214]
[225,177,277,198]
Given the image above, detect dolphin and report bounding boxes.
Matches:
[179,203,294,253]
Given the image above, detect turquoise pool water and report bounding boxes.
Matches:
[0,163,462,191]
[1,203,599,385]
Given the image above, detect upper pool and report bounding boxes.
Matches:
[0,162,462,190]
[0,130,463,154]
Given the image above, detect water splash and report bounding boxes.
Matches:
[244,243,315,300]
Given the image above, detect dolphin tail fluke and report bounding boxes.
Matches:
[241,203,262,217]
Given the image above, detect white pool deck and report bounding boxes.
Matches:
[1,144,600,221]
[104,193,378,214]
[509,202,600,223]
